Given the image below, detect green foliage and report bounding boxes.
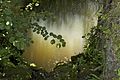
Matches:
[0,0,120,80]
[31,22,66,48]
[0,0,66,79]
[51,62,77,80]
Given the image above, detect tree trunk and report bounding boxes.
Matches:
[103,38,117,80]
[99,0,118,79]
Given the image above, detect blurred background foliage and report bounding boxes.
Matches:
[0,0,120,80]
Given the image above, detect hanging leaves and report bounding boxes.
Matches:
[50,39,55,44]
[31,22,66,48]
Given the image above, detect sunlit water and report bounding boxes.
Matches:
[23,2,98,71]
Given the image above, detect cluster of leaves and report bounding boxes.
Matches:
[22,0,66,48]
[0,0,34,79]
[0,0,66,79]
[31,22,66,48]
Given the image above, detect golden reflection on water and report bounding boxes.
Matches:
[24,30,84,71]
[23,14,97,71]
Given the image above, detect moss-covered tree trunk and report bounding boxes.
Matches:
[98,0,119,79]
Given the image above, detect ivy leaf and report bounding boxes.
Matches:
[15,41,25,50]
[57,35,62,39]
[50,39,55,44]
[50,32,53,36]
[42,27,46,30]
[9,37,15,43]
[4,8,13,16]
[0,23,4,30]
[60,39,64,42]
[56,43,61,48]
[44,36,49,40]
[62,42,66,47]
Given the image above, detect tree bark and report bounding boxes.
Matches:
[99,0,118,79]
